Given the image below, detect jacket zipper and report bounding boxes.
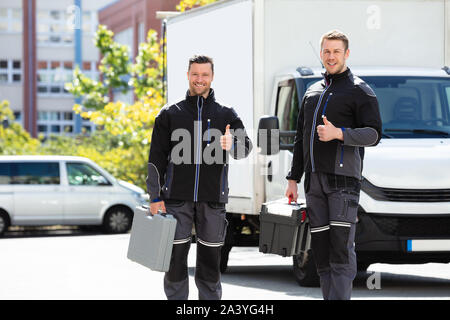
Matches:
[320,92,344,168]
[194,96,203,202]
[321,93,332,118]
[319,92,343,167]
[310,79,332,172]
[221,164,228,195]
[207,118,211,146]
[163,162,173,193]
[339,127,346,168]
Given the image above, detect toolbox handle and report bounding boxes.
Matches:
[288,195,298,205]
[142,205,169,217]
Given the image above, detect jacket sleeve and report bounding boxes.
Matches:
[286,96,306,183]
[228,108,253,160]
[146,108,171,201]
[342,84,382,147]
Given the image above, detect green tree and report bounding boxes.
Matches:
[176,0,219,12]
[0,100,40,155]
[62,26,164,190]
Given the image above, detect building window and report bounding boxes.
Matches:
[0,59,22,84]
[0,8,22,33]
[37,10,74,46]
[37,60,98,96]
[37,111,97,137]
[37,10,98,46]
[12,111,22,126]
[82,11,98,34]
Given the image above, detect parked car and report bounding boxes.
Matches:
[0,155,148,236]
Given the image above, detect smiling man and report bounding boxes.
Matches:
[146,55,252,300]
[285,30,382,300]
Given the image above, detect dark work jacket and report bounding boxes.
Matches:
[287,68,382,182]
[146,89,252,203]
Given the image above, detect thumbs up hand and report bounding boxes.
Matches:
[220,124,233,150]
[317,116,344,142]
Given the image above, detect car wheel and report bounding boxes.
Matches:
[103,207,133,234]
[0,211,10,237]
[292,249,320,287]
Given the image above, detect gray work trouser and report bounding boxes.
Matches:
[163,200,228,300]
[305,172,360,300]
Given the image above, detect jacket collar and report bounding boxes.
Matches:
[322,67,352,85]
[185,88,215,108]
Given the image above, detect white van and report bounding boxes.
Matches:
[0,155,148,236]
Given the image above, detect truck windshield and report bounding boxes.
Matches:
[300,76,450,138]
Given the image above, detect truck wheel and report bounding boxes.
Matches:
[220,244,232,273]
[292,249,320,287]
[102,206,133,234]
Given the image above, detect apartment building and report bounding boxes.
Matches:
[0,0,180,138]
[0,0,111,138]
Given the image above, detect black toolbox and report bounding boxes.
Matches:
[259,198,308,257]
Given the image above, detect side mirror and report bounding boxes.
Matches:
[258,116,280,155]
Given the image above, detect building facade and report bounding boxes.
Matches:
[98,0,180,104]
[1,0,113,138]
[0,0,180,138]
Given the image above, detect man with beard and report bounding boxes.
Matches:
[146,55,252,300]
[285,30,382,300]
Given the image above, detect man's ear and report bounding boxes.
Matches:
[345,49,350,59]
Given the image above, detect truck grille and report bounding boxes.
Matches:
[371,215,450,237]
[361,178,450,202]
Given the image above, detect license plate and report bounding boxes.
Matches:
[407,239,450,252]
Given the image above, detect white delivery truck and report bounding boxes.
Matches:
[163,0,450,286]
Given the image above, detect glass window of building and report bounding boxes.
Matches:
[0,59,22,83]
[0,7,22,33]
[37,9,73,45]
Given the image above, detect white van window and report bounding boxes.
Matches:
[66,162,111,186]
[301,76,450,138]
[0,163,11,184]
[276,79,299,146]
[10,162,60,185]
[276,80,295,131]
[445,86,450,111]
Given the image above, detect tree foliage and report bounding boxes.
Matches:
[0,100,40,155]
[176,0,219,12]
[62,26,165,190]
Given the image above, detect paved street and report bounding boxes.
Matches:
[1,229,449,300]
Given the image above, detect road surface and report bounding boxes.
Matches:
[1,229,449,300]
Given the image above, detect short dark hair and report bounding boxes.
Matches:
[320,30,349,51]
[188,55,214,73]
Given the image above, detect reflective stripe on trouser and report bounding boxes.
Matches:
[163,200,227,300]
[305,172,360,300]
